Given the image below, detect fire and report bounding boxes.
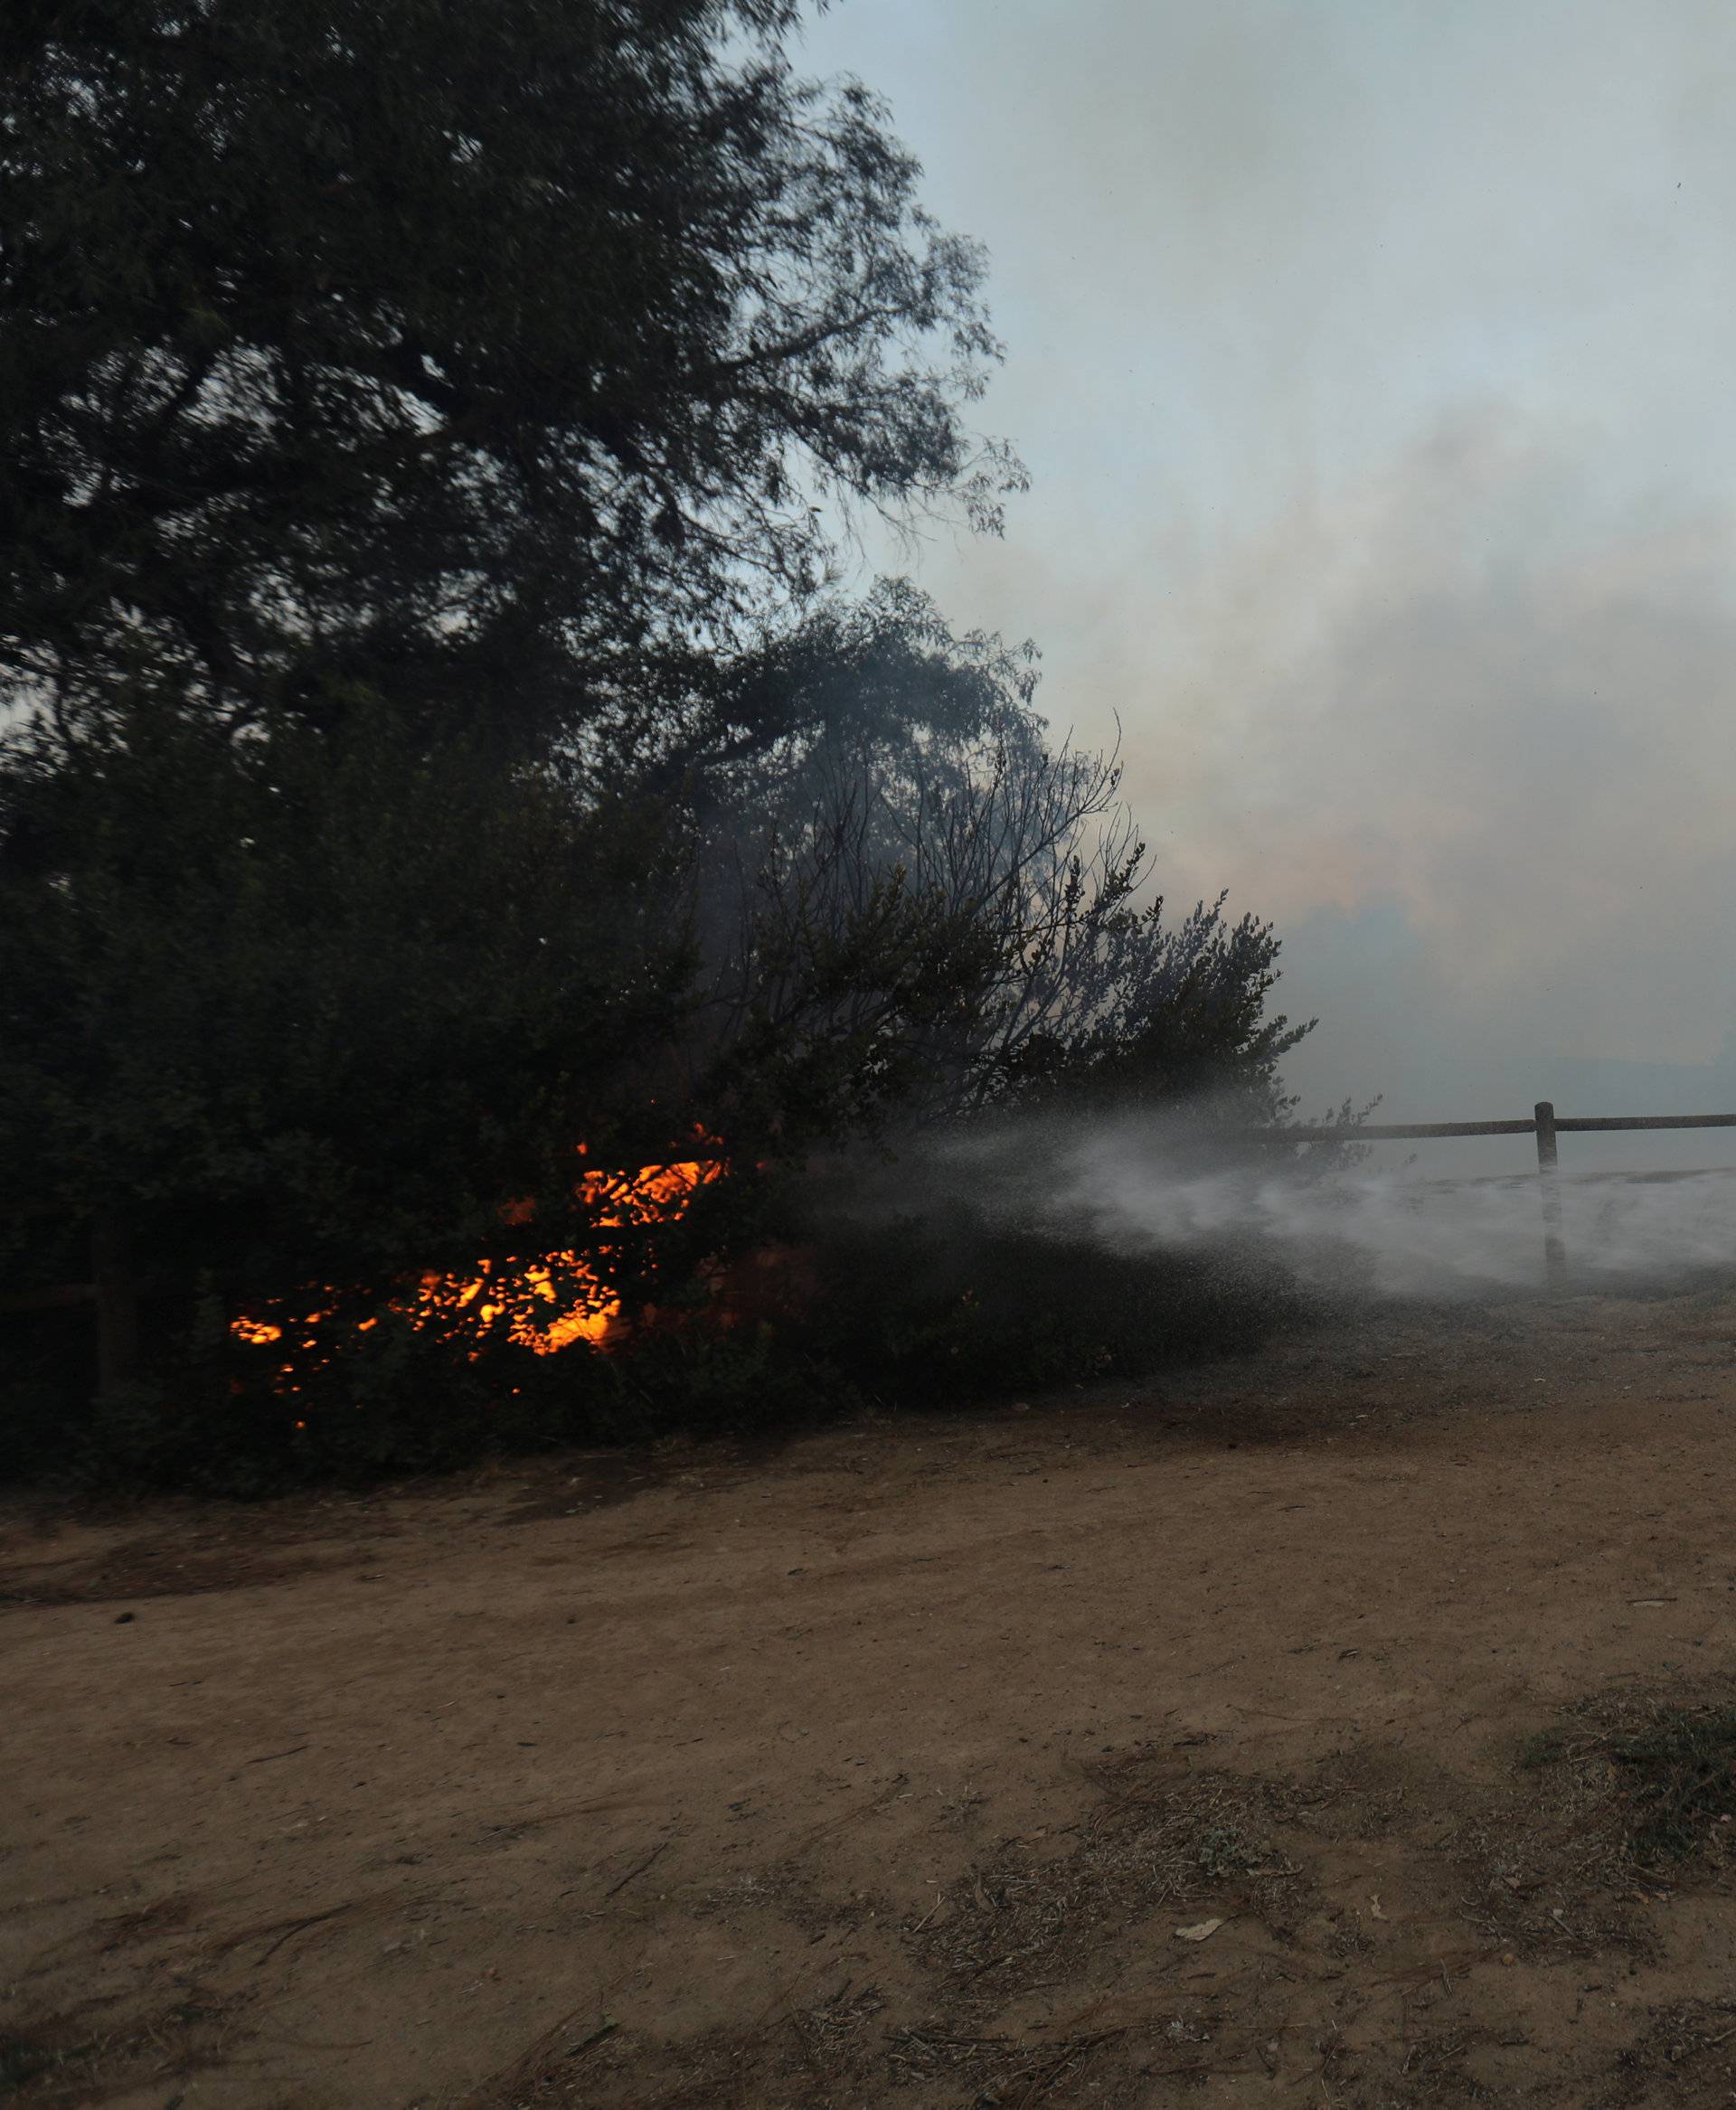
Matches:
[231,1140,724,1372]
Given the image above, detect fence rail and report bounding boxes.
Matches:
[1284,1113,1736,1143]
[1287,1102,1736,1286]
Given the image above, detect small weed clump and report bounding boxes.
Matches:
[1521,1694,1736,1874]
[1609,1706,1736,1863]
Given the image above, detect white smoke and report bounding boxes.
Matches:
[940,1119,1736,1296]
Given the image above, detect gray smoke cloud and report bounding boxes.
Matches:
[799,1,1736,1154]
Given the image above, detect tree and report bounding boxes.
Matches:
[0,0,1030,1410]
[1,0,1022,751]
[0,3,1335,1465]
[681,598,1316,1140]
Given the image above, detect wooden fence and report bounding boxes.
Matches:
[1281,1102,1736,1286]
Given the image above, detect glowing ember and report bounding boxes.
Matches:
[231,1143,723,1372]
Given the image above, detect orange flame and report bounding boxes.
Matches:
[231,1140,724,1374]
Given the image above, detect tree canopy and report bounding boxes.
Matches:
[1,0,1022,748]
[0,701,695,1296]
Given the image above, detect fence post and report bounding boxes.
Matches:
[1533,1101,1567,1290]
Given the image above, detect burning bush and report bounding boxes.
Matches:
[229,1144,727,1376]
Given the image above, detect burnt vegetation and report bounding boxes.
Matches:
[1,0,1335,1490]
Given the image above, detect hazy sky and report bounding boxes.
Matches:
[797,0,1736,1146]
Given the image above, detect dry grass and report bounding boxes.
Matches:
[0,1986,240,2107]
[907,1749,1309,2017]
[1607,1997,1736,2108]
[1513,1682,1736,1871]
[459,1695,1736,2110]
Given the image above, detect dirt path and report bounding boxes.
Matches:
[5,1287,1736,2108]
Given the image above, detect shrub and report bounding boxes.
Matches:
[803,1214,1312,1403]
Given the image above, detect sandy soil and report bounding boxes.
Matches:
[6,1286,1736,2109]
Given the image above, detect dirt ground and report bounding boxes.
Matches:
[7,1285,1736,2110]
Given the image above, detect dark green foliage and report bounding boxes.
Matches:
[42,1321,612,1497]
[1,0,1017,748]
[0,699,696,1306]
[701,862,1009,1150]
[646,578,1043,803]
[586,1326,858,1446]
[16,1303,847,1498]
[683,582,1324,1147]
[987,890,1312,1123]
[8,1224,1300,1496]
[0,0,1043,1464]
[804,1215,1310,1401]
[0,1306,84,1484]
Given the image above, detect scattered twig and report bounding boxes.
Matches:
[564,2018,618,2059]
[252,1903,352,1968]
[955,1949,1017,1985]
[602,1837,670,1901]
[1012,2026,1127,2106]
[244,1745,309,1765]
[790,1779,910,1854]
